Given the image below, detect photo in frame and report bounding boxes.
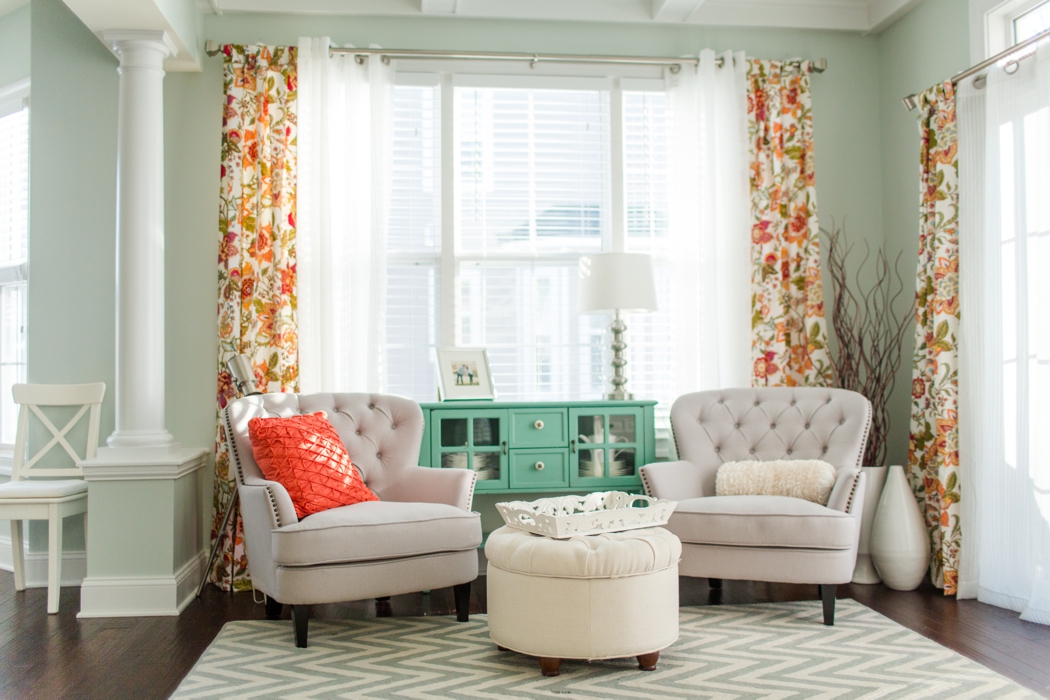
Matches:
[435,348,496,401]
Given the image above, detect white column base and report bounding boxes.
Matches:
[78,550,205,618]
[106,429,176,449]
[78,446,207,618]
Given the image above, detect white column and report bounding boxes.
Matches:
[103,31,176,448]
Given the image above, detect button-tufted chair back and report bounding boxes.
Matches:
[671,388,871,492]
[225,392,425,496]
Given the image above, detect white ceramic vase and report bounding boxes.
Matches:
[852,466,888,584]
[869,464,930,591]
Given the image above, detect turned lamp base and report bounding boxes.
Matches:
[605,310,633,401]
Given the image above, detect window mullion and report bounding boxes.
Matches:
[440,73,457,348]
[610,78,625,253]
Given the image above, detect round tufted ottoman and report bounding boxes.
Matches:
[484,525,681,676]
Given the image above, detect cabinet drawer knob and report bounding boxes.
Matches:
[535,461,545,471]
[534,420,545,430]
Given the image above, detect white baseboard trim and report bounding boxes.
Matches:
[77,549,207,618]
[0,535,86,587]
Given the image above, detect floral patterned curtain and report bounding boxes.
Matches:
[746,60,832,387]
[908,81,960,595]
[209,44,299,591]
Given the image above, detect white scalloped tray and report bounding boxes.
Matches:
[495,491,677,539]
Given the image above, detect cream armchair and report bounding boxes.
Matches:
[640,388,870,625]
[224,393,482,647]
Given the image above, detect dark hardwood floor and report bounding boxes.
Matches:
[0,571,1048,699]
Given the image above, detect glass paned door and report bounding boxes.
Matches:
[569,407,644,488]
[431,409,509,490]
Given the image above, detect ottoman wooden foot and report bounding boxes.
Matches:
[539,657,562,677]
[497,645,509,651]
[637,651,659,671]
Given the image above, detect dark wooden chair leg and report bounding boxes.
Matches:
[708,578,723,589]
[539,657,562,677]
[291,604,310,648]
[264,595,283,620]
[454,582,471,622]
[820,584,836,626]
[637,651,660,671]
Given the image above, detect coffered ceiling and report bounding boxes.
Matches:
[199,0,922,33]
[51,0,921,74]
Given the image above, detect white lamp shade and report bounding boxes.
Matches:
[578,253,658,313]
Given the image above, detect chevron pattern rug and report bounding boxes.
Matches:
[173,599,1035,699]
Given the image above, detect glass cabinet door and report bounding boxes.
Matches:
[431,409,509,490]
[569,407,644,488]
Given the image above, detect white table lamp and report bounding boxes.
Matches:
[578,253,658,400]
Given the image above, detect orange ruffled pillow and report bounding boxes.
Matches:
[247,412,378,519]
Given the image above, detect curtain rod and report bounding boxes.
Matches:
[327,47,828,74]
[201,41,827,74]
[902,26,1050,111]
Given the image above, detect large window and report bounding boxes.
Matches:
[1014,0,1050,43]
[0,81,28,446]
[981,0,1050,58]
[385,77,670,407]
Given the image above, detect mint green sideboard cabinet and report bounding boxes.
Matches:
[419,401,657,494]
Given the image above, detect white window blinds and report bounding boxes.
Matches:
[0,107,28,266]
[385,85,441,400]
[0,103,28,444]
[456,87,610,254]
[623,91,672,420]
[454,86,611,400]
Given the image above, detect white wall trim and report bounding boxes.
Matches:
[77,549,207,618]
[0,535,87,587]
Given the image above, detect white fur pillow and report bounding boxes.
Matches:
[715,460,837,505]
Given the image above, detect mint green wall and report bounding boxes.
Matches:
[164,65,223,551]
[26,0,119,552]
[876,0,970,466]
[0,4,30,88]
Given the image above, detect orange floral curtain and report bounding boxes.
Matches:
[908,81,960,595]
[746,60,832,387]
[209,44,299,591]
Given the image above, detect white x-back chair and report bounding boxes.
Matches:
[0,383,105,613]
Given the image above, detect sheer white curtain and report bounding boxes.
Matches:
[666,50,752,394]
[298,37,394,393]
[958,42,1050,624]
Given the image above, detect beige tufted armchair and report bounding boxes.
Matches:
[640,388,871,625]
[224,393,482,647]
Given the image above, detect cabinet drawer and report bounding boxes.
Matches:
[509,449,569,489]
[509,410,567,448]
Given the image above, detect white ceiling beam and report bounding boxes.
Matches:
[61,0,202,71]
[420,0,458,13]
[651,0,705,22]
[867,0,923,32]
[209,0,908,33]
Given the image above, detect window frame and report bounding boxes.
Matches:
[388,68,671,406]
[975,0,1050,61]
[0,78,29,457]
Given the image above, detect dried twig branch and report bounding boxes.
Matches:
[822,222,911,466]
